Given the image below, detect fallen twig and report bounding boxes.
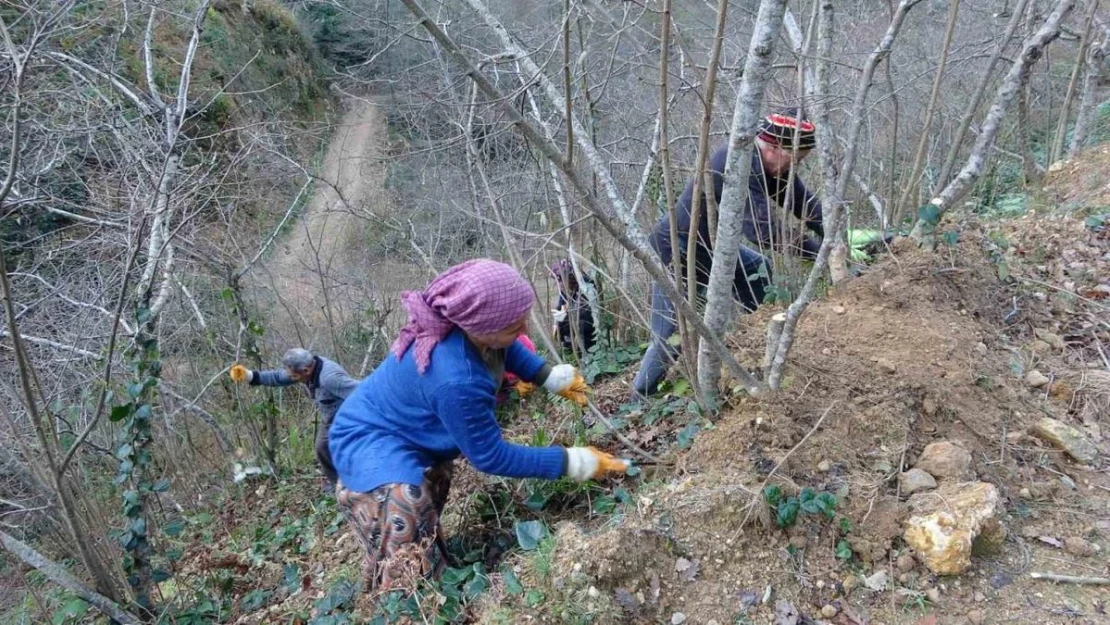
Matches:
[1030,571,1110,585]
[586,401,664,465]
[735,401,838,534]
[1014,275,1110,312]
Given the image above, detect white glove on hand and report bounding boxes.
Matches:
[552,308,567,323]
[564,447,631,481]
[543,364,577,393]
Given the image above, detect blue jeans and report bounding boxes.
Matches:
[631,247,770,398]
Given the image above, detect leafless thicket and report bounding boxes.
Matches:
[1,0,1105,617]
[348,0,1096,395]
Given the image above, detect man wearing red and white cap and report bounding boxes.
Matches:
[632,108,825,399]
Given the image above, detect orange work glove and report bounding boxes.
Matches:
[542,364,590,406]
[564,447,631,481]
[514,381,536,397]
[229,364,251,383]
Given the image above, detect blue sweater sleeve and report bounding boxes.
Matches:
[433,381,565,480]
[505,339,549,383]
[252,368,294,387]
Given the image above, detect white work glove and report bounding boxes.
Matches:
[552,308,567,323]
[543,364,589,406]
[564,447,631,481]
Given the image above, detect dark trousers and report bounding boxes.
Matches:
[632,246,770,397]
[316,414,338,486]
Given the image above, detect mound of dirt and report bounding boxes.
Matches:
[529,223,1109,625]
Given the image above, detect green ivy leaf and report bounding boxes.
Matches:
[592,495,617,516]
[835,539,853,561]
[240,588,269,611]
[514,520,547,551]
[839,517,853,535]
[109,405,131,422]
[315,578,358,613]
[524,589,545,607]
[128,383,144,398]
[676,422,701,449]
[917,203,941,226]
[816,492,839,518]
[524,491,549,511]
[152,478,171,492]
[134,404,152,420]
[130,517,147,536]
[152,568,172,583]
[463,567,488,600]
[762,485,783,507]
[776,498,800,528]
[625,465,642,477]
[52,596,89,625]
[502,568,524,595]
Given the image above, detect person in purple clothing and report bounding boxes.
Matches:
[328,259,630,591]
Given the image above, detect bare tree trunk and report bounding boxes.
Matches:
[934,0,1031,194]
[1018,71,1044,184]
[401,0,762,391]
[1070,23,1109,157]
[1051,0,1099,164]
[657,0,698,392]
[811,0,848,284]
[0,531,142,625]
[911,0,1075,241]
[896,0,961,217]
[785,3,848,283]
[685,0,729,306]
[766,0,925,390]
[695,0,789,402]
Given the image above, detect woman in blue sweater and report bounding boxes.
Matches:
[329,259,629,591]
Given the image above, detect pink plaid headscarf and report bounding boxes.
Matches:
[391,259,535,373]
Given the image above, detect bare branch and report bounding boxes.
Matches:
[697,0,789,400]
[0,331,102,360]
[143,4,167,111]
[912,0,1076,239]
[0,530,142,625]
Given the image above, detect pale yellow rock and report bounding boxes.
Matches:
[903,482,1005,575]
[1025,370,1051,388]
[1034,329,1066,351]
[1031,418,1099,464]
[914,441,972,480]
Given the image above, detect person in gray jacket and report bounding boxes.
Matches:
[230,348,360,486]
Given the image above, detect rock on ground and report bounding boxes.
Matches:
[899,468,938,495]
[914,441,972,480]
[1031,417,1100,464]
[903,482,1006,575]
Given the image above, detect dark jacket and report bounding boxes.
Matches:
[251,356,359,423]
[650,145,825,288]
[555,291,597,353]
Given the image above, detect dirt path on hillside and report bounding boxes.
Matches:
[253,100,423,359]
